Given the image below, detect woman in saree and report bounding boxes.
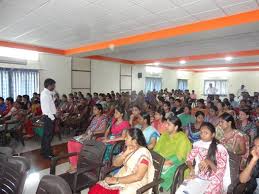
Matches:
[67,104,107,172]
[139,112,160,150]
[154,115,192,191]
[89,128,155,194]
[102,106,130,161]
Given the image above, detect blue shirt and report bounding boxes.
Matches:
[0,103,6,113]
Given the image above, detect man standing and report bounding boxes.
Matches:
[40,78,57,159]
[206,83,218,100]
[237,85,247,99]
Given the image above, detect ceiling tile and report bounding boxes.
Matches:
[171,0,201,6]
[136,14,168,25]
[169,16,198,26]
[132,0,176,13]
[215,0,251,7]
[194,8,226,20]
[156,7,190,21]
[0,0,49,31]
[121,5,153,20]
[182,0,219,14]
[223,0,258,15]
[97,0,135,12]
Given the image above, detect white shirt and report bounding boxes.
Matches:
[40,88,57,120]
[206,87,218,95]
[237,88,247,98]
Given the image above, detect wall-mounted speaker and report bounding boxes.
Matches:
[138,73,142,78]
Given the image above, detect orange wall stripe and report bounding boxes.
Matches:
[193,68,259,72]
[0,40,65,55]
[159,62,259,70]
[65,10,259,55]
[86,55,135,64]
[134,50,259,64]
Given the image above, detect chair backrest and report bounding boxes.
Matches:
[0,156,30,194]
[150,151,165,194]
[36,175,72,194]
[171,163,188,194]
[228,151,241,193]
[99,140,125,180]
[77,140,106,181]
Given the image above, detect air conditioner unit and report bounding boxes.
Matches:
[0,56,27,65]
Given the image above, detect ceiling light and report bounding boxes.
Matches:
[225,56,233,61]
[179,60,186,65]
[0,46,39,61]
[154,62,160,66]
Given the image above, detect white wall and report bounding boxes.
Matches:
[0,53,72,96]
[91,60,120,93]
[132,65,193,92]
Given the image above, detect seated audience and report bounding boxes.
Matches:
[172,99,184,116]
[139,112,160,150]
[89,128,155,194]
[129,105,142,129]
[229,93,239,108]
[178,105,195,128]
[216,112,248,170]
[237,109,257,146]
[67,104,107,172]
[192,99,208,116]
[163,101,174,119]
[205,106,219,127]
[176,122,231,194]
[0,97,6,115]
[217,102,225,116]
[152,109,167,134]
[239,136,259,193]
[154,115,191,191]
[102,106,130,161]
[185,111,205,142]
[3,97,16,118]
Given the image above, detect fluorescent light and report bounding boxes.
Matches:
[0,46,39,61]
[146,66,162,74]
[225,56,233,61]
[179,60,186,65]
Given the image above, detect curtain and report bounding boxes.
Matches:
[145,77,162,93]
[178,79,188,90]
[0,69,10,98]
[0,68,39,99]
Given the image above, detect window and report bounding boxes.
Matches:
[204,80,228,95]
[145,77,162,93]
[0,68,39,99]
[178,79,188,90]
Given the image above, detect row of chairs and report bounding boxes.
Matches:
[49,140,165,194]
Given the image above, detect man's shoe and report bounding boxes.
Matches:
[43,154,55,160]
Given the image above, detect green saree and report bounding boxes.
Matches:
[154,131,191,191]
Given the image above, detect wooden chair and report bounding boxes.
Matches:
[0,156,30,194]
[36,175,72,194]
[50,140,106,194]
[170,163,189,194]
[136,151,165,194]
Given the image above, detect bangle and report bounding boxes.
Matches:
[116,177,119,184]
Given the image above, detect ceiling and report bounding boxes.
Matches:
[0,0,258,49]
[0,0,259,71]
